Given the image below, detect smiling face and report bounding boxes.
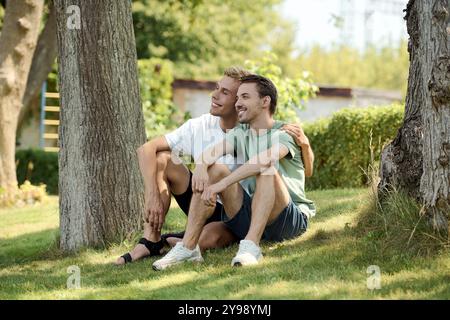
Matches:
[235,82,270,124]
[210,76,241,118]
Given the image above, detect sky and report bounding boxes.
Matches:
[280,0,409,51]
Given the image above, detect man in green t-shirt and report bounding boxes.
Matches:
[153,74,316,270]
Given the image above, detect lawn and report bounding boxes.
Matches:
[0,189,448,300]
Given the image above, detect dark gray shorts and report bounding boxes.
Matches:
[221,190,308,242]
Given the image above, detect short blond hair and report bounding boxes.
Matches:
[223,66,253,80]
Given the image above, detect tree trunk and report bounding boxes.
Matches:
[379,0,449,233]
[419,0,450,232]
[0,0,44,189]
[18,1,57,133]
[55,0,146,251]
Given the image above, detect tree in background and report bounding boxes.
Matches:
[0,0,44,190]
[0,0,58,148]
[132,0,295,79]
[55,0,146,251]
[18,2,57,133]
[293,41,409,96]
[267,19,299,77]
[245,52,318,122]
[379,0,449,234]
[0,2,4,28]
[138,58,185,140]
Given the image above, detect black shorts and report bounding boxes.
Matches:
[222,189,308,242]
[172,171,223,224]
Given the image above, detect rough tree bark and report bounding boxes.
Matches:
[18,2,57,132]
[0,0,44,189]
[419,0,450,231]
[379,0,449,232]
[55,0,146,251]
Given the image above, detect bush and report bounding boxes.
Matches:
[245,52,318,122]
[138,58,187,139]
[16,149,58,195]
[303,104,404,189]
[0,181,48,208]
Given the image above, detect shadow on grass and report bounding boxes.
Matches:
[1,189,448,299]
[0,228,60,268]
[2,222,446,299]
[0,205,189,270]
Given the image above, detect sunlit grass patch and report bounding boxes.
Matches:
[0,189,448,299]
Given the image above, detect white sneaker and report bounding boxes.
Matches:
[231,240,263,267]
[152,242,203,271]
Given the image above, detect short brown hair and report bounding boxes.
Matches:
[240,74,278,115]
[223,66,253,80]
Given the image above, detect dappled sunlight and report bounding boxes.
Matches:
[228,278,367,299]
[129,271,202,290]
[0,222,58,240]
[0,201,59,239]
[1,189,448,299]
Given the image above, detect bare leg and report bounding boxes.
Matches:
[168,221,237,250]
[115,151,190,265]
[183,164,243,250]
[147,151,190,242]
[198,221,237,252]
[245,167,290,245]
[182,191,216,250]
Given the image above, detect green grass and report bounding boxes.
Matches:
[0,189,448,300]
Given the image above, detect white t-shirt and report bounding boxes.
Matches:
[164,113,236,169]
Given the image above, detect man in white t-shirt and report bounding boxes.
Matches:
[116,67,309,265]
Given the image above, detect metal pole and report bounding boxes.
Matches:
[39,81,47,149]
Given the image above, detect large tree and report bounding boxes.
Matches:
[55,0,146,251]
[379,0,449,232]
[18,2,57,132]
[0,0,44,189]
[132,0,293,79]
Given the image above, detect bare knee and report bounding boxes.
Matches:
[156,151,171,170]
[207,164,230,183]
[198,232,222,251]
[198,222,236,251]
[255,167,277,186]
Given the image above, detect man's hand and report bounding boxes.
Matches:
[192,164,210,192]
[145,191,165,232]
[282,123,314,177]
[201,181,227,207]
[282,123,310,148]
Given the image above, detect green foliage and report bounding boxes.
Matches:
[356,188,448,257]
[303,104,404,189]
[137,58,186,139]
[245,52,318,122]
[16,149,58,195]
[2,190,449,299]
[132,0,294,79]
[0,4,4,31]
[42,59,183,141]
[294,41,409,96]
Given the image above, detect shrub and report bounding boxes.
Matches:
[16,149,58,195]
[0,181,47,208]
[138,58,187,140]
[245,52,318,122]
[303,104,404,189]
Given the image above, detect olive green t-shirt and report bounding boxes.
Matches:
[225,121,316,218]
